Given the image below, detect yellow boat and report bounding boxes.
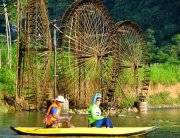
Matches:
[11,126,158,136]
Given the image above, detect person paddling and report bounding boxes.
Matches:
[88,93,113,128]
[43,95,74,128]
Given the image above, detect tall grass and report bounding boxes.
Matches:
[150,63,180,85]
[148,91,180,106]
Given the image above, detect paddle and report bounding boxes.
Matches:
[68,116,72,121]
[34,116,73,130]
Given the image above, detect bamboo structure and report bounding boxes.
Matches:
[57,0,115,108]
[14,0,150,110]
[113,20,150,103]
[16,0,52,111]
[57,0,150,108]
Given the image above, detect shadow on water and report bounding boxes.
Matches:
[0,108,179,138]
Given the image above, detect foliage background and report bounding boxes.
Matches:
[47,0,180,64]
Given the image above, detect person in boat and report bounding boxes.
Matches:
[88,93,113,128]
[43,95,74,128]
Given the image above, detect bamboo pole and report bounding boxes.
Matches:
[53,20,57,99]
[15,0,21,101]
[3,3,12,69]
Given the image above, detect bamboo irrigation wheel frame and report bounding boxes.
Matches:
[16,0,52,110]
[15,0,150,110]
[113,20,150,104]
[57,0,115,108]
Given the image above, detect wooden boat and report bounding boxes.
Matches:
[10,126,158,136]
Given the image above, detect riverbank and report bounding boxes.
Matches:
[0,96,179,113]
[0,82,179,112]
[1,101,180,115]
[67,104,180,116]
[0,103,15,112]
[0,93,15,112]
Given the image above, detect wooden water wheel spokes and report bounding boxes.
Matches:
[57,0,114,108]
[16,0,52,110]
[114,20,150,104]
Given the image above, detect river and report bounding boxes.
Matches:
[0,108,179,138]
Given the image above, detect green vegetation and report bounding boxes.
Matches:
[48,0,179,64]
[0,67,16,93]
[0,0,179,108]
[120,93,136,108]
[106,0,180,64]
[150,63,180,85]
[0,42,16,95]
[0,106,9,112]
[148,91,180,106]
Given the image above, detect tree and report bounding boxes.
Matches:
[48,0,73,20]
[167,34,180,63]
[145,28,159,63]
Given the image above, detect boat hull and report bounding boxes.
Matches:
[10,126,157,136]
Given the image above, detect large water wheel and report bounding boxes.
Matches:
[57,0,115,108]
[113,20,150,106]
[16,0,52,110]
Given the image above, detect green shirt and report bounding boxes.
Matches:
[88,104,104,124]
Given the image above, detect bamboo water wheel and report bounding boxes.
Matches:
[113,20,150,105]
[16,0,52,110]
[15,0,150,110]
[57,0,115,108]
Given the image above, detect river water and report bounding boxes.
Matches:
[0,108,179,138]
